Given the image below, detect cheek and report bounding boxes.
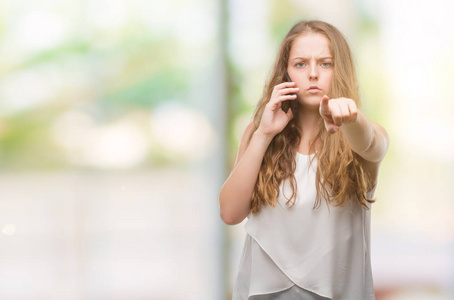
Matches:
[326,73,334,87]
[323,74,333,95]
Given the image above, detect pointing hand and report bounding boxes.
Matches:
[319,95,358,134]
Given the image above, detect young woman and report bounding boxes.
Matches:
[219,20,389,299]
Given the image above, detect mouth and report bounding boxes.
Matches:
[307,86,321,93]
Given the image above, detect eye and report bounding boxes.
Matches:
[321,62,333,67]
[296,62,306,68]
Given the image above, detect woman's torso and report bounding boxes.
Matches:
[232,152,376,300]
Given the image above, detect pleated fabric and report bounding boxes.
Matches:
[232,153,376,300]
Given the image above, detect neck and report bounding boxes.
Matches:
[295,105,321,153]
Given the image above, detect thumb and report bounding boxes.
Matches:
[286,106,294,120]
[319,95,330,115]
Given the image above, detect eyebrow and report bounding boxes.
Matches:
[291,56,333,61]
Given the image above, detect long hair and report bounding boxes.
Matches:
[249,20,375,214]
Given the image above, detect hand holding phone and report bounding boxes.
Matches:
[281,73,298,117]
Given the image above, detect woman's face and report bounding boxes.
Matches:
[287,33,334,109]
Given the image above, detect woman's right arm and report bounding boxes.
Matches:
[218,123,274,225]
[218,81,298,225]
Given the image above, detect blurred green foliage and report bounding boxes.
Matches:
[0,1,388,171]
[0,20,191,169]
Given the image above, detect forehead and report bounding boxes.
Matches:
[289,33,331,58]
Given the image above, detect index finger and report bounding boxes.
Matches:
[276,81,296,89]
[319,95,330,115]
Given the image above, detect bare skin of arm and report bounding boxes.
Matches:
[218,82,298,225]
[218,124,272,225]
[319,95,390,185]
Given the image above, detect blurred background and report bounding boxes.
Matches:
[0,0,453,299]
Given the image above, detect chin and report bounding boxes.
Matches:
[298,102,320,111]
[299,96,323,107]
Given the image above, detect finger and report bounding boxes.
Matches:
[319,95,330,115]
[347,101,358,123]
[275,81,296,90]
[279,87,300,96]
[277,94,298,104]
[338,102,351,124]
[271,84,297,101]
[331,102,343,126]
[286,106,294,120]
[325,123,340,134]
[268,94,297,111]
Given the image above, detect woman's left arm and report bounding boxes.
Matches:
[319,95,390,163]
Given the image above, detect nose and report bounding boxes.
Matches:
[309,62,318,80]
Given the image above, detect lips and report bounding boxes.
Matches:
[307,86,321,93]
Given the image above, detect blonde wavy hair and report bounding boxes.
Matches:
[250,20,375,214]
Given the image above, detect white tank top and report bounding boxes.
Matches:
[232,152,376,300]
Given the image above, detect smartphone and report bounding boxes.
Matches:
[281,73,298,116]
